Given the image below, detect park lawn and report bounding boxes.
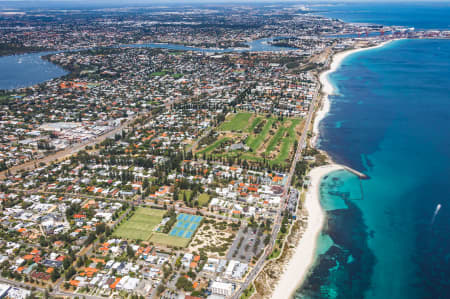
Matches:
[219,112,252,132]
[113,208,165,241]
[239,154,263,162]
[149,233,190,248]
[209,151,240,160]
[271,139,291,166]
[246,118,276,151]
[178,190,193,202]
[197,193,210,207]
[287,118,300,138]
[197,137,230,155]
[150,71,167,77]
[265,126,286,155]
[172,73,183,79]
[271,119,301,165]
[246,116,263,133]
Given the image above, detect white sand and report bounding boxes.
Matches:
[271,40,393,299]
[271,164,344,299]
[312,40,393,146]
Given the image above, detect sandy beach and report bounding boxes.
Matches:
[271,164,344,299]
[271,40,393,299]
[312,40,393,146]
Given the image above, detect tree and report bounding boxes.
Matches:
[63,257,71,270]
[264,234,270,245]
[76,257,83,268]
[176,276,193,292]
[156,284,166,295]
[143,179,149,190]
[51,269,60,282]
[65,267,76,280]
[127,245,135,258]
[96,223,106,235]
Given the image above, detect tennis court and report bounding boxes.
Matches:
[169,213,203,238]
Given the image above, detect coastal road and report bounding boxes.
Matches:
[231,76,320,299]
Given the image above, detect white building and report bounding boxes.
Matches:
[6,287,31,299]
[0,284,10,298]
[225,260,248,280]
[210,281,233,297]
[116,276,140,291]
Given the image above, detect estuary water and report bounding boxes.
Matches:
[0,37,292,90]
[295,39,450,299]
[0,51,68,90]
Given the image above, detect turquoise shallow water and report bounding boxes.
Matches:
[295,39,450,299]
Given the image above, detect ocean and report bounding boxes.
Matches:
[313,2,450,30]
[295,4,450,299]
[1,3,449,298]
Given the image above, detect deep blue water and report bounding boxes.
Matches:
[314,2,450,30]
[295,39,450,299]
[0,38,293,90]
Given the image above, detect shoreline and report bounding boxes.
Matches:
[271,164,345,299]
[270,39,394,299]
[312,39,394,147]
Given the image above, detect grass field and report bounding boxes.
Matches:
[265,126,286,155]
[113,208,165,241]
[246,118,276,151]
[246,116,263,133]
[271,119,301,165]
[178,189,193,201]
[178,190,209,207]
[197,112,303,168]
[150,232,190,247]
[197,137,230,155]
[198,193,210,206]
[150,71,168,77]
[219,112,252,132]
[114,208,197,248]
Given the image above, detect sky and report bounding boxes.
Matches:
[0,0,447,2]
[0,0,448,10]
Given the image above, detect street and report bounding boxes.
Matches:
[231,75,320,299]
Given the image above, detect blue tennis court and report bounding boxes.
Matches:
[169,213,203,239]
